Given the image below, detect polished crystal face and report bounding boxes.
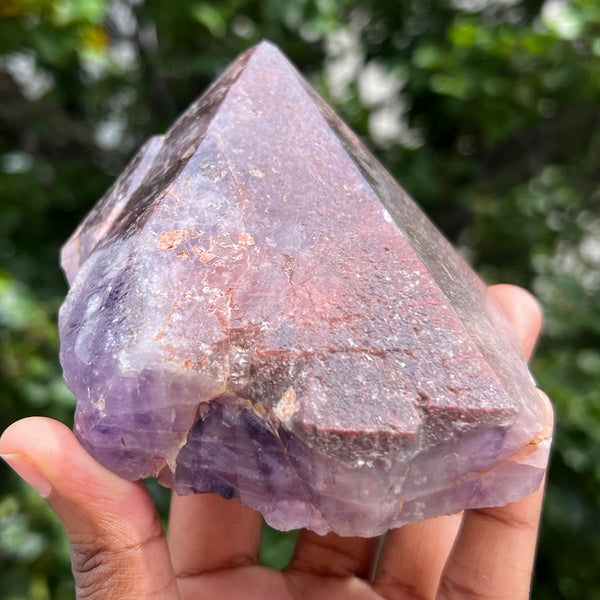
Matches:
[59,41,551,536]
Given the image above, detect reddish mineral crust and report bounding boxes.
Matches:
[59,41,552,536]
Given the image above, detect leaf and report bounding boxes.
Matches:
[190,3,227,38]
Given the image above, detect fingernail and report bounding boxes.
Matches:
[1,453,52,498]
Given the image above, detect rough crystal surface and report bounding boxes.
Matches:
[59,41,552,536]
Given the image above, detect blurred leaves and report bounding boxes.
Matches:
[1,0,599,598]
[260,525,298,570]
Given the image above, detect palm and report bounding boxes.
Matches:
[175,563,389,600]
[169,501,462,600]
[168,485,543,600]
[0,285,551,600]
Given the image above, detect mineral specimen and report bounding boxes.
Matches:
[59,41,552,536]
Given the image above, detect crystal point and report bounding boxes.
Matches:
[59,41,552,536]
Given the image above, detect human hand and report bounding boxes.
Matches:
[0,284,552,600]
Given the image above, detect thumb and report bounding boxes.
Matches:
[0,417,180,600]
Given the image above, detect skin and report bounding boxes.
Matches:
[0,284,553,600]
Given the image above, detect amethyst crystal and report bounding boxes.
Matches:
[59,41,551,536]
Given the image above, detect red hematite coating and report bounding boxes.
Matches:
[59,41,552,536]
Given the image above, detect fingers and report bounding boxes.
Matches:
[374,513,463,600]
[0,417,179,600]
[437,477,547,600]
[168,492,262,578]
[287,530,381,579]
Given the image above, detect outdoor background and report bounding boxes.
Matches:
[0,0,598,598]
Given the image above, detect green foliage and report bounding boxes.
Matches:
[1,0,599,597]
[261,525,298,570]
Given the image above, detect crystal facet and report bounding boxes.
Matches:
[59,41,552,536]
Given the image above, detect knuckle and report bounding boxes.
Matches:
[69,519,167,599]
[71,543,113,600]
[437,573,496,600]
[175,552,256,579]
[375,576,433,600]
[472,507,535,531]
[287,537,366,578]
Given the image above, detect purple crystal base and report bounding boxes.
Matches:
[74,380,547,536]
[173,399,546,535]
